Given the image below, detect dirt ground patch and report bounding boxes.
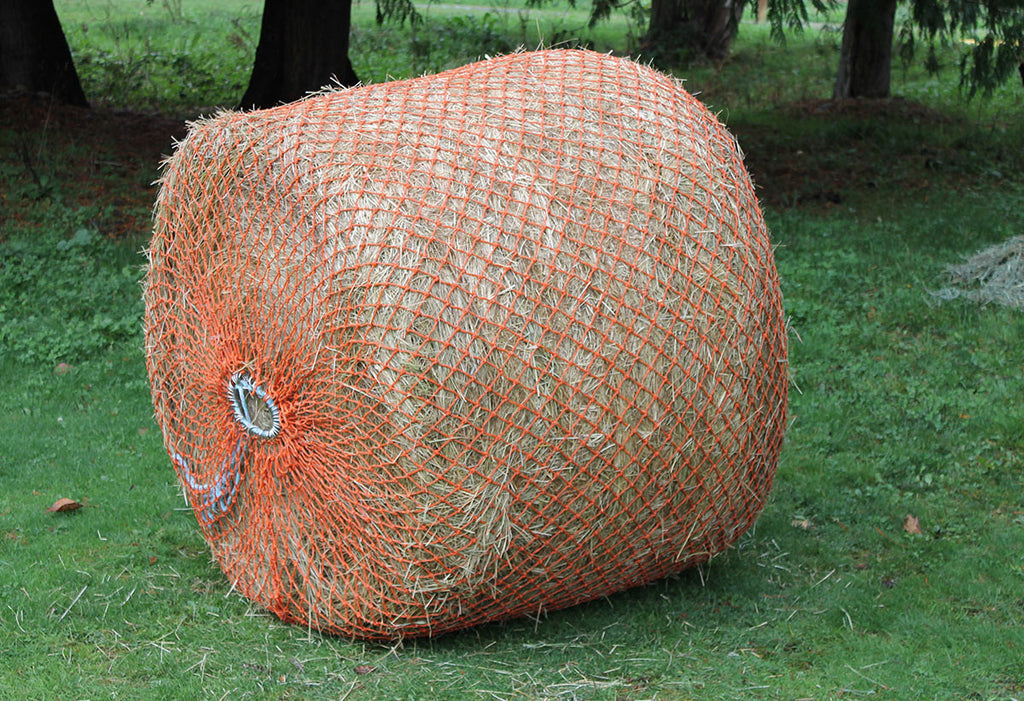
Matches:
[734,96,1019,211]
[0,95,187,240]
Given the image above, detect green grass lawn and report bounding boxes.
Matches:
[2,2,1023,698]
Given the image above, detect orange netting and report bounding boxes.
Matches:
[144,49,788,640]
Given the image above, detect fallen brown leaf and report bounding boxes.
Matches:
[903,514,922,535]
[353,665,377,675]
[46,498,84,513]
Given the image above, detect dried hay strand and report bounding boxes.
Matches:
[143,49,788,640]
[934,236,1024,309]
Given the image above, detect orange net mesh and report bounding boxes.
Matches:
[144,49,787,640]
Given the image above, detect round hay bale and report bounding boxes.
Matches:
[144,49,788,640]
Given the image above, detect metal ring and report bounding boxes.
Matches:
[228,372,281,438]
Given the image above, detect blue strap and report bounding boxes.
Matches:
[173,438,245,522]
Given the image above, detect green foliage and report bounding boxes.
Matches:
[766,0,842,40]
[57,0,257,112]
[353,13,520,79]
[349,0,633,83]
[764,0,1023,98]
[376,0,423,27]
[54,0,1021,112]
[57,0,637,108]
[900,0,1023,97]
[0,215,143,365]
[672,21,1022,123]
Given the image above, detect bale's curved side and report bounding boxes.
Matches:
[144,49,788,639]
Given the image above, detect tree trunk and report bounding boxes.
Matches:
[646,0,745,62]
[241,0,359,110]
[833,0,898,99]
[0,0,88,106]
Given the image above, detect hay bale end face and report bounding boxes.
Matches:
[144,49,788,640]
